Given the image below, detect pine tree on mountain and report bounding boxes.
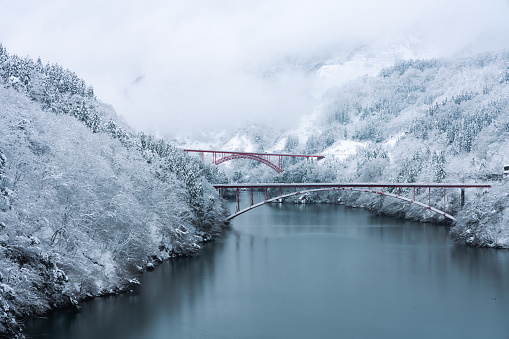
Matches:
[432,151,446,182]
[0,149,8,211]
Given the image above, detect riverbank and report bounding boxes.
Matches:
[0,83,229,338]
[3,215,230,339]
[25,203,509,339]
[269,183,509,249]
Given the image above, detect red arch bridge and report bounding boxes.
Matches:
[212,183,491,222]
[183,149,324,173]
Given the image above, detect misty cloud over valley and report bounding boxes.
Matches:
[2,0,509,134]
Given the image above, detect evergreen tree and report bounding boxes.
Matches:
[284,134,299,153]
[432,151,447,182]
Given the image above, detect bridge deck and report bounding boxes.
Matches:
[213,183,491,189]
[184,149,325,159]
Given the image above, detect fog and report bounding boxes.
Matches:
[1,0,508,135]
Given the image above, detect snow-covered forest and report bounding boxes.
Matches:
[183,52,509,249]
[0,44,228,338]
[2,41,509,338]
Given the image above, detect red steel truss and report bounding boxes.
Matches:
[183,149,325,173]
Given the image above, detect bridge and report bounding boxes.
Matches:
[213,183,491,222]
[184,149,324,173]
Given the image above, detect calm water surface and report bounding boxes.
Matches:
[26,200,509,338]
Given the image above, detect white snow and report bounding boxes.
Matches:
[323,140,365,160]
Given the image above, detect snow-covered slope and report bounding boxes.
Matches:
[0,45,227,338]
[179,50,509,249]
[314,36,428,96]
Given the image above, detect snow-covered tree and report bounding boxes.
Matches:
[0,45,228,337]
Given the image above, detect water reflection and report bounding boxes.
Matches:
[26,201,509,339]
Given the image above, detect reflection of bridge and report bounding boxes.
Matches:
[184,149,324,173]
[213,183,491,221]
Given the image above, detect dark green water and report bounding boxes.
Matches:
[26,202,509,338]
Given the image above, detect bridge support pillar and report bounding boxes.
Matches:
[460,188,465,208]
[235,188,240,213]
[444,188,447,214]
[428,187,431,208]
[250,188,254,206]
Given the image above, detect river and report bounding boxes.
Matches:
[26,199,509,338]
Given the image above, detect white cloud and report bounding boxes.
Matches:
[1,0,508,134]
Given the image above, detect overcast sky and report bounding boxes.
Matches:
[1,0,509,135]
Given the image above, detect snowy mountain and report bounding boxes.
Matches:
[180,50,509,249]
[0,44,227,337]
[1,36,508,338]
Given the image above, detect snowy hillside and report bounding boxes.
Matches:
[0,45,227,337]
[182,51,509,249]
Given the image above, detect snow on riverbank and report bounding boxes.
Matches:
[179,51,509,250]
[0,47,228,337]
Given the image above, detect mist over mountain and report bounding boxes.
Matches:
[3,0,509,136]
[179,49,509,249]
[1,8,509,335]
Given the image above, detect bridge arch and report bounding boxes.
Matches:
[183,149,324,173]
[214,154,283,173]
[226,187,456,221]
